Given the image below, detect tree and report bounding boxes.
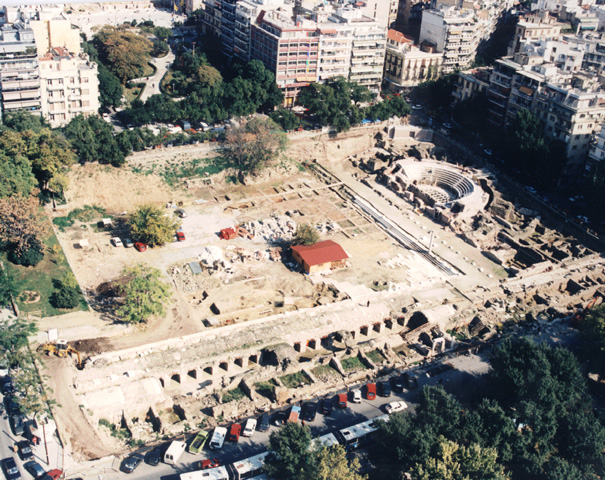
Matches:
[411,436,508,480]
[0,266,17,307]
[579,304,605,376]
[0,152,36,198]
[50,273,81,309]
[94,26,153,83]
[153,26,173,42]
[315,444,366,480]
[7,238,45,267]
[222,118,288,174]
[0,317,37,368]
[0,194,50,257]
[2,112,49,133]
[292,224,319,246]
[270,109,300,131]
[129,204,181,246]
[98,63,124,109]
[264,423,314,480]
[64,115,128,166]
[116,265,171,324]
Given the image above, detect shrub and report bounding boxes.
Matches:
[50,284,80,309]
[8,240,44,267]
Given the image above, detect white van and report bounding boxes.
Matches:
[209,426,228,450]
[164,440,186,465]
[242,418,257,437]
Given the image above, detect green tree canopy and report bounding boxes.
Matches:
[270,108,301,131]
[221,117,288,175]
[0,194,50,256]
[315,444,366,480]
[129,204,181,246]
[0,152,36,198]
[292,223,319,246]
[94,26,152,83]
[64,115,129,166]
[98,63,124,109]
[265,423,314,480]
[0,317,37,368]
[411,436,507,480]
[116,265,171,324]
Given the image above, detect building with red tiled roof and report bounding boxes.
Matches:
[291,240,349,274]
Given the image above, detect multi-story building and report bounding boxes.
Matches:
[356,0,399,29]
[383,29,442,90]
[452,67,491,103]
[200,0,222,37]
[250,9,319,106]
[419,7,481,73]
[234,0,285,62]
[0,23,41,118]
[38,46,100,127]
[587,125,605,171]
[508,13,562,56]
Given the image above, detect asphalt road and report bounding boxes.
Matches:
[75,349,491,480]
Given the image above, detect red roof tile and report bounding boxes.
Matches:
[291,240,349,267]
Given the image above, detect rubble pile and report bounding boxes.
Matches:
[239,215,297,243]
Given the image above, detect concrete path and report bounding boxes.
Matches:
[139,49,175,103]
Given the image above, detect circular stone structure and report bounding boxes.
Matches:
[385,159,486,218]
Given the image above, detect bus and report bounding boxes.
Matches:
[228,451,269,480]
[180,466,230,480]
[336,414,389,451]
[209,426,228,450]
[312,432,340,449]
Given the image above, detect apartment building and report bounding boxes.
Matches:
[588,125,605,171]
[38,47,100,127]
[452,67,491,103]
[0,23,41,118]
[234,0,286,62]
[383,29,442,90]
[250,9,319,106]
[419,7,481,73]
[508,13,562,56]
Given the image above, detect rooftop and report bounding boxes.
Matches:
[291,240,349,266]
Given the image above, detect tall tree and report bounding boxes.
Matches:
[0,194,50,255]
[292,224,319,246]
[0,266,17,307]
[116,265,171,324]
[0,317,37,368]
[265,423,314,480]
[0,152,36,198]
[222,117,288,175]
[411,436,508,480]
[94,26,153,83]
[315,444,366,480]
[98,63,124,109]
[129,204,181,246]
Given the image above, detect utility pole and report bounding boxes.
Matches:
[428,230,435,255]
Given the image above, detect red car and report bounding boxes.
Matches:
[134,242,147,252]
[199,458,221,470]
[228,423,241,442]
[41,470,63,480]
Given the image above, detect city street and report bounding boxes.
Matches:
[66,350,491,480]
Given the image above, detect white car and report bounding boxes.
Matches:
[352,389,362,404]
[242,418,257,437]
[111,237,123,247]
[385,401,408,414]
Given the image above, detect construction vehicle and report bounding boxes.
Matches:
[37,340,88,370]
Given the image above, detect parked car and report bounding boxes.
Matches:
[199,458,221,470]
[243,418,257,437]
[134,242,147,252]
[175,208,187,218]
[123,238,134,248]
[175,231,185,242]
[110,237,123,247]
[351,389,362,404]
[228,423,242,442]
[10,415,24,436]
[5,398,21,416]
[23,461,45,479]
[188,430,209,454]
[378,380,392,397]
[272,411,287,426]
[403,372,419,389]
[320,398,333,416]
[257,414,270,432]
[336,393,347,408]
[40,469,62,480]
[1,458,21,480]
[301,402,317,422]
[120,455,143,474]
[365,383,376,400]
[144,447,162,466]
[16,442,33,461]
[385,401,408,414]
[1,376,14,395]
[391,376,405,393]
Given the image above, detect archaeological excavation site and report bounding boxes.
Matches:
[41,122,605,461]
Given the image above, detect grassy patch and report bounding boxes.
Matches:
[341,356,367,371]
[52,205,107,232]
[3,232,88,318]
[254,379,277,399]
[311,365,341,378]
[222,387,246,404]
[366,349,385,364]
[280,371,311,389]
[125,85,142,104]
[158,157,234,188]
[98,418,132,440]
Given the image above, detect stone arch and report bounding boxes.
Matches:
[360,325,369,336]
[203,366,213,376]
[235,357,243,368]
[249,354,259,365]
[307,339,317,349]
[159,378,165,388]
[219,361,229,371]
[171,373,181,384]
[187,369,197,380]
[294,342,302,352]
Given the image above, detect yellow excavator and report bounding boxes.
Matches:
[37,340,88,370]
